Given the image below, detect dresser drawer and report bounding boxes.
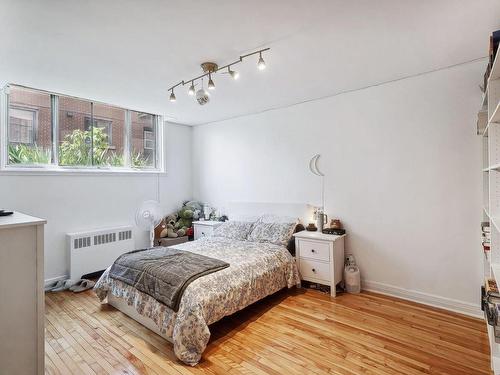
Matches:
[194,225,214,240]
[299,258,330,282]
[298,239,330,261]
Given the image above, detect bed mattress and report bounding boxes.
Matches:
[94,236,300,365]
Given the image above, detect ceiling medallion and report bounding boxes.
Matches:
[168,48,269,105]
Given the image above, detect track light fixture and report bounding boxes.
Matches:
[196,78,210,105]
[228,66,239,80]
[188,81,195,96]
[167,47,269,105]
[208,73,215,90]
[257,52,266,70]
[169,89,176,102]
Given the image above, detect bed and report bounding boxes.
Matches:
[94,203,311,365]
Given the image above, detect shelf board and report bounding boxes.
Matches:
[491,101,500,124]
[485,206,491,218]
[490,215,500,232]
[486,163,500,171]
[479,110,489,136]
[481,103,500,137]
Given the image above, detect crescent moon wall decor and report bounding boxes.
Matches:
[309,154,324,176]
[308,154,326,211]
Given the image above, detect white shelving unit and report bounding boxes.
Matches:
[480,47,500,375]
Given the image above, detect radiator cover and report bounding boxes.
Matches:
[67,226,134,280]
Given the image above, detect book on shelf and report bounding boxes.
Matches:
[482,221,491,252]
[483,31,500,91]
[493,30,500,58]
[486,302,498,326]
[484,279,500,328]
[486,277,499,295]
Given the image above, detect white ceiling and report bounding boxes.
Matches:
[1,0,499,125]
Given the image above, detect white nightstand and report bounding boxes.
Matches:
[293,230,345,297]
[192,221,223,240]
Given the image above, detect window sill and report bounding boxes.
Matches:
[0,166,166,176]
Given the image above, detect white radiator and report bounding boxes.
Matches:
[67,226,134,280]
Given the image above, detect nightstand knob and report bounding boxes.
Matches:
[311,249,315,253]
[312,268,316,272]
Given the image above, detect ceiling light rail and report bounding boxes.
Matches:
[168,47,269,103]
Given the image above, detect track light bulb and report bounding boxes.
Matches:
[208,74,215,90]
[169,90,176,102]
[257,52,266,70]
[188,82,195,96]
[228,67,239,80]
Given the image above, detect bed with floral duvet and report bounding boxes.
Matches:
[94,220,301,365]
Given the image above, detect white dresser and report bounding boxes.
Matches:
[0,212,46,375]
[193,220,223,240]
[293,231,345,297]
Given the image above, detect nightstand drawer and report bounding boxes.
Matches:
[194,225,214,240]
[299,258,330,282]
[298,240,330,261]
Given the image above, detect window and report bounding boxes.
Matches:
[131,111,157,168]
[7,86,52,165]
[1,84,162,172]
[58,96,92,167]
[9,107,36,144]
[84,117,112,144]
[92,102,126,154]
[144,129,154,150]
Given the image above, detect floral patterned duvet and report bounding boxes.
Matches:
[94,236,300,365]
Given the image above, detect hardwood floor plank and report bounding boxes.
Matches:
[45,288,491,375]
[45,338,73,375]
[45,354,61,375]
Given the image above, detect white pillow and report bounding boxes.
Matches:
[213,221,254,240]
[229,214,260,223]
[247,222,297,246]
[259,214,299,224]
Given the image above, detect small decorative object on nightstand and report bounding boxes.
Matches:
[330,219,342,229]
[306,223,317,231]
[293,230,345,297]
[193,220,223,240]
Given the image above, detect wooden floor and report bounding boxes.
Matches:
[45,288,491,375]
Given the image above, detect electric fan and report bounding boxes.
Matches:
[135,200,163,248]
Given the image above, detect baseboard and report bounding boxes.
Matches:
[362,279,482,319]
[44,274,482,317]
[44,275,68,290]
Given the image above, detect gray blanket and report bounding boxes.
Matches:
[109,247,229,312]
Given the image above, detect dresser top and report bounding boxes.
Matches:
[0,211,46,229]
[293,230,345,241]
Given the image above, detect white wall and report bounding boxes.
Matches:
[192,61,484,315]
[0,122,192,282]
